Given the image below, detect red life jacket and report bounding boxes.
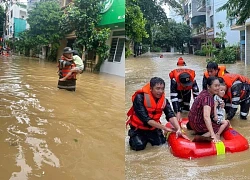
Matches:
[222,73,250,100]
[177,57,186,66]
[58,56,76,80]
[204,65,226,78]
[169,68,195,90]
[126,83,166,130]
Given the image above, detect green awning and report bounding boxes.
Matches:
[98,0,125,29]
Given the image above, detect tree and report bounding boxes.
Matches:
[61,0,110,72]
[130,0,168,46]
[217,0,250,25]
[0,5,4,39]
[15,0,64,60]
[214,22,227,49]
[26,0,63,60]
[153,21,191,54]
[126,3,148,43]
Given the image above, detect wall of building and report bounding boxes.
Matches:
[245,26,250,65]
[100,29,125,77]
[5,3,27,39]
[206,0,214,28]
[213,0,240,45]
[190,0,206,18]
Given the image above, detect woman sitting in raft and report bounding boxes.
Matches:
[188,76,229,142]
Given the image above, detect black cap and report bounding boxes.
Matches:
[179,73,192,86]
[63,47,74,54]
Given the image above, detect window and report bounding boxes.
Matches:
[241,35,245,41]
[108,38,125,62]
[210,15,213,28]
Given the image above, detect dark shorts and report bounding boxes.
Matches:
[128,126,166,151]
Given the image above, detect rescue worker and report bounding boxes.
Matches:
[57,47,77,91]
[202,61,229,90]
[126,77,187,151]
[221,73,250,120]
[177,57,186,66]
[169,68,199,121]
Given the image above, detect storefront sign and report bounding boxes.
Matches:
[100,0,114,14]
[99,0,125,28]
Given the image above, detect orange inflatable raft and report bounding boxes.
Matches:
[166,118,249,159]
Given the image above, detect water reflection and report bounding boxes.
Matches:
[0,55,124,179]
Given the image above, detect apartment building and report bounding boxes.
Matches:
[184,0,240,54]
[183,0,206,53]
[206,0,239,45]
[3,0,28,41]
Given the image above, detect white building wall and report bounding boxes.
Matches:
[191,0,206,17]
[206,0,214,28]
[6,2,27,39]
[213,0,239,45]
[100,29,125,77]
[245,26,250,65]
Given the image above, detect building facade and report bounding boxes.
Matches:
[184,0,206,53]
[231,18,250,64]
[3,0,28,41]
[185,0,240,54]
[98,0,125,77]
[206,0,239,45]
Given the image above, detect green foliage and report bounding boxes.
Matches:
[47,43,60,61]
[63,0,102,49]
[216,46,238,64]
[153,20,191,52]
[125,4,148,42]
[14,0,64,60]
[206,46,239,64]
[142,44,150,54]
[62,0,110,71]
[194,50,206,56]
[150,46,161,52]
[201,40,216,57]
[130,0,168,46]
[0,5,4,36]
[216,0,250,25]
[92,28,110,72]
[125,48,133,58]
[214,22,227,48]
[27,1,63,45]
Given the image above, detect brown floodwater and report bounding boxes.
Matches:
[125,52,250,180]
[0,55,125,180]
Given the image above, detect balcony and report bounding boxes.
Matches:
[197,0,206,12]
[192,27,205,37]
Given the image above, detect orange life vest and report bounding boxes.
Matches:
[126,83,166,130]
[58,56,76,80]
[222,73,250,100]
[204,65,226,78]
[169,68,195,90]
[177,57,186,66]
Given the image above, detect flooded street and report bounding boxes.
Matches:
[125,52,250,179]
[0,55,124,180]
